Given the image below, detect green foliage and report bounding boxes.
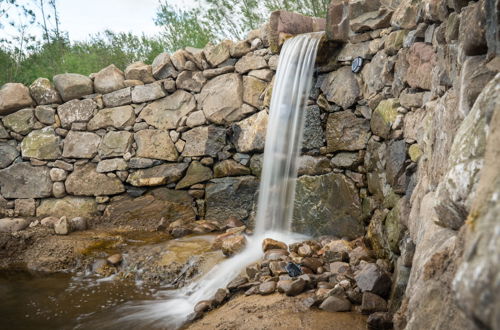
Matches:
[155,1,215,52]
[0,31,165,85]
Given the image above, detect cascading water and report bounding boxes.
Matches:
[81,32,323,330]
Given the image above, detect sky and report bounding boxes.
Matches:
[3,0,196,42]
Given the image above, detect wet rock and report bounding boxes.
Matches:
[176,161,213,189]
[370,99,399,139]
[212,288,229,306]
[205,176,258,222]
[98,131,133,159]
[62,131,101,159]
[405,42,436,90]
[0,163,52,198]
[194,300,211,313]
[54,216,70,235]
[297,156,331,176]
[127,163,188,187]
[214,159,250,178]
[262,238,288,252]
[277,278,306,296]
[0,218,30,232]
[124,62,154,83]
[199,73,243,124]
[94,64,125,94]
[135,129,178,161]
[319,296,352,312]
[37,197,98,218]
[355,263,392,297]
[57,99,97,128]
[367,312,393,330]
[0,143,19,169]
[107,253,123,266]
[53,73,93,102]
[293,173,364,239]
[258,281,277,295]
[87,105,135,130]
[326,111,370,152]
[302,105,324,150]
[65,163,124,196]
[29,78,61,105]
[69,216,87,231]
[231,110,268,153]
[181,126,226,157]
[2,108,36,135]
[222,234,247,256]
[361,292,388,314]
[321,67,360,109]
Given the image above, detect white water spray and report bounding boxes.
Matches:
[88,33,323,329]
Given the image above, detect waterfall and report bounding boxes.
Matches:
[255,32,322,235]
[85,32,323,330]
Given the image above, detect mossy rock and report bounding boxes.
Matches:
[371,99,400,139]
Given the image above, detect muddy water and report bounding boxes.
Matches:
[0,234,224,330]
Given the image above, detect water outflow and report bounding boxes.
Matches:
[255,32,322,234]
[91,33,323,330]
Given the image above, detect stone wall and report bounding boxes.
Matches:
[0,1,499,328]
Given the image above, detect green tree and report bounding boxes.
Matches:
[155,1,215,52]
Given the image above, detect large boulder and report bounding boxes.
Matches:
[231,111,268,153]
[176,161,213,189]
[0,163,52,198]
[350,9,392,33]
[293,172,364,239]
[326,111,370,152]
[57,99,97,128]
[181,126,226,157]
[320,66,360,109]
[326,0,350,42]
[199,73,243,124]
[87,105,135,130]
[176,71,207,93]
[94,64,125,94]
[102,87,132,108]
[131,83,166,103]
[135,129,178,161]
[1,108,36,135]
[0,83,33,115]
[29,78,61,105]
[34,105,56,125]
[391,0,422,29]
[205,176,259,223]
[65,163,124,196]
[127,163,188,187]
[235,54,267,74]
[98,131,133,158]
[36,197,98,218]
[139,91,196,129]
[53,73,93,102]
[104,187,195,224]
[21,127,61,160]
[62,131,101,159]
